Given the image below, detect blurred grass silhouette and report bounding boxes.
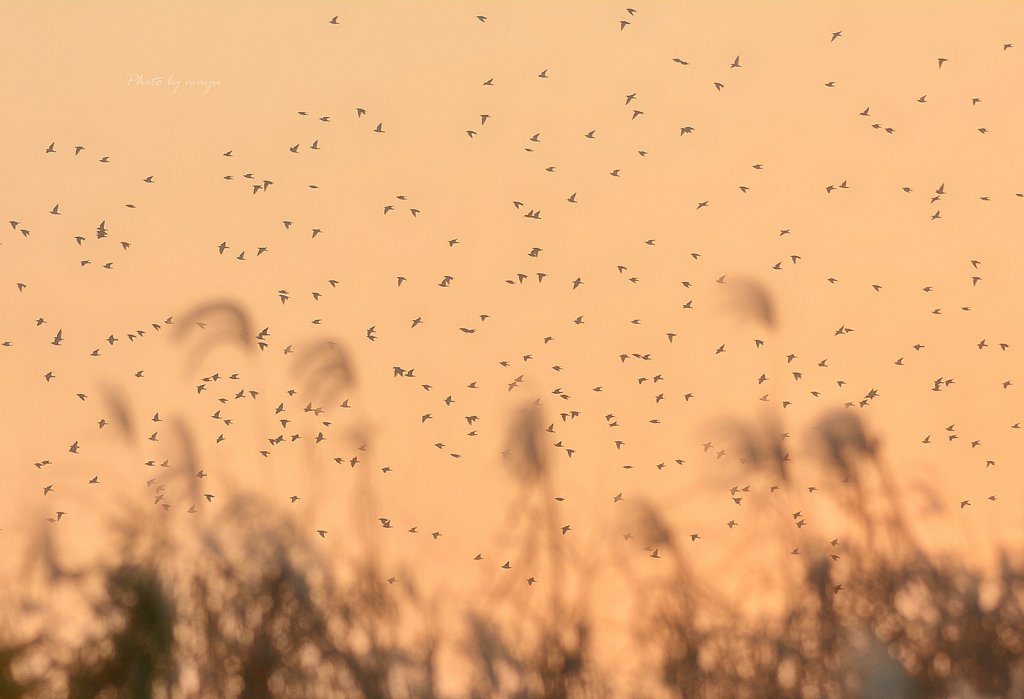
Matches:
[4,302,1024,698]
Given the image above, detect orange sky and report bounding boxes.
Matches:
[2,1,1024,689]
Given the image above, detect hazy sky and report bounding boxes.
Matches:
[3,2,1024,676]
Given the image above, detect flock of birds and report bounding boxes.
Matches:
[3,8,1021,592]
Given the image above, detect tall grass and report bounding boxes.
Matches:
[4,301,1024,698]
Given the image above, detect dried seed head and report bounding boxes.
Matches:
[816,410,876,481]
[727,278,776,329]
[505,402,548,482]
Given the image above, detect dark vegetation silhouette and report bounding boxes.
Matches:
[3,300,1022,698]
